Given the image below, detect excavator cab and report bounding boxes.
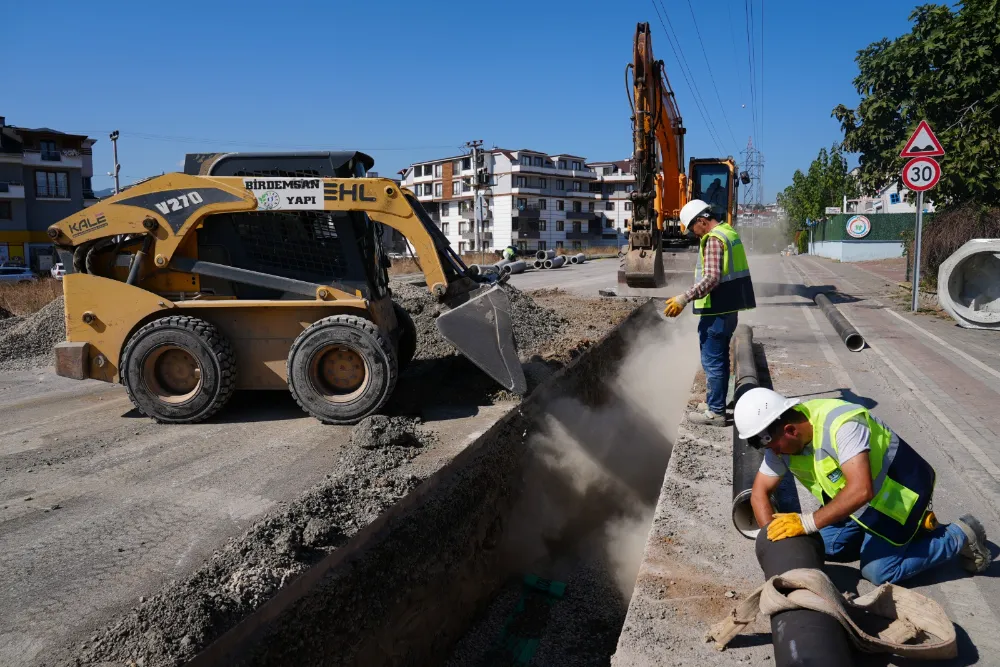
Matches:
[688,158,738,227]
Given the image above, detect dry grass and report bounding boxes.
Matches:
[0,278,63,317]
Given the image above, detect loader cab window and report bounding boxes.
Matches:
[691,164,731,223]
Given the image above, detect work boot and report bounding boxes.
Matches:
[688,409,726,427]
[955,514,992,574]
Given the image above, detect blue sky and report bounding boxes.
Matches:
[4,0,920,201]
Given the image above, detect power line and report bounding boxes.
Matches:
[760,0,765,155]
[649,0,727,156]
[743,0,760,149]
[66,129,459,152]
[684,0,740,153]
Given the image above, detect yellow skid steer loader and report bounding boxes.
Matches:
[48,151,525,424]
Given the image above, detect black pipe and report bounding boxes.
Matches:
[814,293,865,352]
[755,531,854,666]
[732,324,768,538]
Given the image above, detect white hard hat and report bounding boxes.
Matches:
[679,199,712,229]
[734,387,801,440]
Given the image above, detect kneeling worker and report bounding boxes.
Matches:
[502,245,519,261]
[735,387,991,585]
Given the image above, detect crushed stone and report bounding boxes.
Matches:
[71,416,434,667]
[0,296,65,371]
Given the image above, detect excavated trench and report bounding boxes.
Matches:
[173,300,699,667]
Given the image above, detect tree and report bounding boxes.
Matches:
[833,1,1000,207]
[777,143,858,232]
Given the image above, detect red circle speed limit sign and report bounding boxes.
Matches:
[902,157,941,192]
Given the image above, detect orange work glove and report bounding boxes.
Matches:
[663,294,689,318]
[767,512,818,541]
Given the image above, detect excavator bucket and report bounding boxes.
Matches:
[623,244,665,288]
[436,284,527,395]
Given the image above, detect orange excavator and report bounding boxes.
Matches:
[622,22,743,288]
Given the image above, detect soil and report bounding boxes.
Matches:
[0,296,66,371]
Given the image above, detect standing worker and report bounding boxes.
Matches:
[735,388,992,584]
[502,245,519,261]
[663,199,756,426]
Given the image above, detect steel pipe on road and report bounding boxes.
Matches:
[814,293,865,352]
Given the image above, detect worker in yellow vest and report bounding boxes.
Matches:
[663,199,756,427]
[735,388,991,584]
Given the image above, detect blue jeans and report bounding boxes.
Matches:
[698,313,739,414]
[820,517,967,585]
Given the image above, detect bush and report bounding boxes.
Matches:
[904,205,1000,288]
[796,230,809,255]
[0,278,63,317]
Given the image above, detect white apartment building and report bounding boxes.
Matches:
[399,149,633,254]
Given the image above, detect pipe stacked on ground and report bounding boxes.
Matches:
[814,293,865,352]
[568,253,587,265]
[532,260,544,269]
[502,260,527,275]
[535,249,556,261]
[544,256,566,269]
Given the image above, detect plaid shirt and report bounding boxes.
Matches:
[684,236,723,302]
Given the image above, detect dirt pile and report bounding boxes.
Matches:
[72,416,435,667]
[0,296,66,371]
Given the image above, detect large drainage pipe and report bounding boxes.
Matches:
[731,324,768,539]
[569,253,587,265]
[502,260,527,275]
[533,259,545,270]
[535,249,556,261]
[937,239,1000,330]
[544,256,566,269]
[755,531,853,666]
[814,293,865,352]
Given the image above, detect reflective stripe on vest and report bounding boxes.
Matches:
[693,223,756,316]
[786,399,935,546]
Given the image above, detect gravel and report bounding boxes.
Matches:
[0,296,65,371]
[70,416,435,667]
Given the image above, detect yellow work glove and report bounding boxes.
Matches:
[663,295,689,318]
[766,512,818,541]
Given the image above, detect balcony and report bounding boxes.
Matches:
[511,164,597,180]
[565,210,595,219]
[511,205,542,218]
[513,221,540,239]
[0,182,25,199]
[22,149,83,169]
[564,222,605,240]
[461,229,493,241]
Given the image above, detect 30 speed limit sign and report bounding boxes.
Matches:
[902,156,941,192]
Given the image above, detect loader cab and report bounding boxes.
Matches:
[688,158,738,226]
[183,151,392,302]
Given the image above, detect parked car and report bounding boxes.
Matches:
[0,266,38,284]
[50,262,66,280]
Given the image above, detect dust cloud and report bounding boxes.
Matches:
[500,314,700,599]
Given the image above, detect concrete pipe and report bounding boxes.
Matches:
[467,264,501,278]
[937,239,1000,330]
[755,531,854,666]
[495,258,512,270]
[533,260,545,270]
[814,293,865,352]
[571,253,586,265]
[544,256,566,269]
[731,324,769,539]
[502,260,527,275]
[535,249,556,261]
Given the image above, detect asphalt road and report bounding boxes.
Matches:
[517,251,1000,664]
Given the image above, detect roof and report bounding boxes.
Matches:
[12,126,90,139]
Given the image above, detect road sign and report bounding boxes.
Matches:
[825,206,842,215]
[902,156,941,192]
[900,120,945,158]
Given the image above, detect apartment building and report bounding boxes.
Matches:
[399,149,632,254]
[0,117,97,270]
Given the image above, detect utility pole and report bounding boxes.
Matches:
[465,139,485,264]
[109,130,121,194]
[740,137,765,250]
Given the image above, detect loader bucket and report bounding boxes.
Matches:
[623,245,665,288]
[436,284,527,395]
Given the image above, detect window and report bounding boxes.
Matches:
[426,184,435,196]
[572,160,581,170]
[442,222,450,234]
[453,160,462,173]
[572,241,582,250]
[572,201,582,212]
[538,241,547,250]
[462,181,471,192]
[459,242,467,253]
[521,155,532,166]
[572,181,581,191]
[40,140,60,160]
[435,164,442,177]
[604,218,613,228]
[533,156,543,166]
[588,202,595,212]
[556,241,563,249]
[35,170,69,198]
[540,178,547,188]
[589,182,602,192]
[556,220,565,231]
[556,200,564,211]
[556,180,565,190]
[517,198,527,209]
[624,202,632,210]
[606,202,614,211]
[459,221,468,234]
[435,183,442,197]
[462,157,471,170]
[516,176,527,187]
[624,218,630,227]
[558,160,567,169]
[441,202,449,216]
[539,220,547,231]
[890,192,901,205]
[0,201,11,220]
[517,241,528,251]
[452,182,461,195]
[603,166,613,175]
[625,184,635,192]
[539,199,547,210]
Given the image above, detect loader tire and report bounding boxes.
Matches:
[392,302,417,372]
[121,315,236,424]
[287,315,397,424]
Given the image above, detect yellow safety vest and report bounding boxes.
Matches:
[786,399,935,546]
[693,223,756,316]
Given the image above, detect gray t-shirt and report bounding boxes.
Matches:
[759,416,872,477]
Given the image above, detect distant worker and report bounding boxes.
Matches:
[502,245,519,261]
[663,199,756,426]
[736,388,992,584]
